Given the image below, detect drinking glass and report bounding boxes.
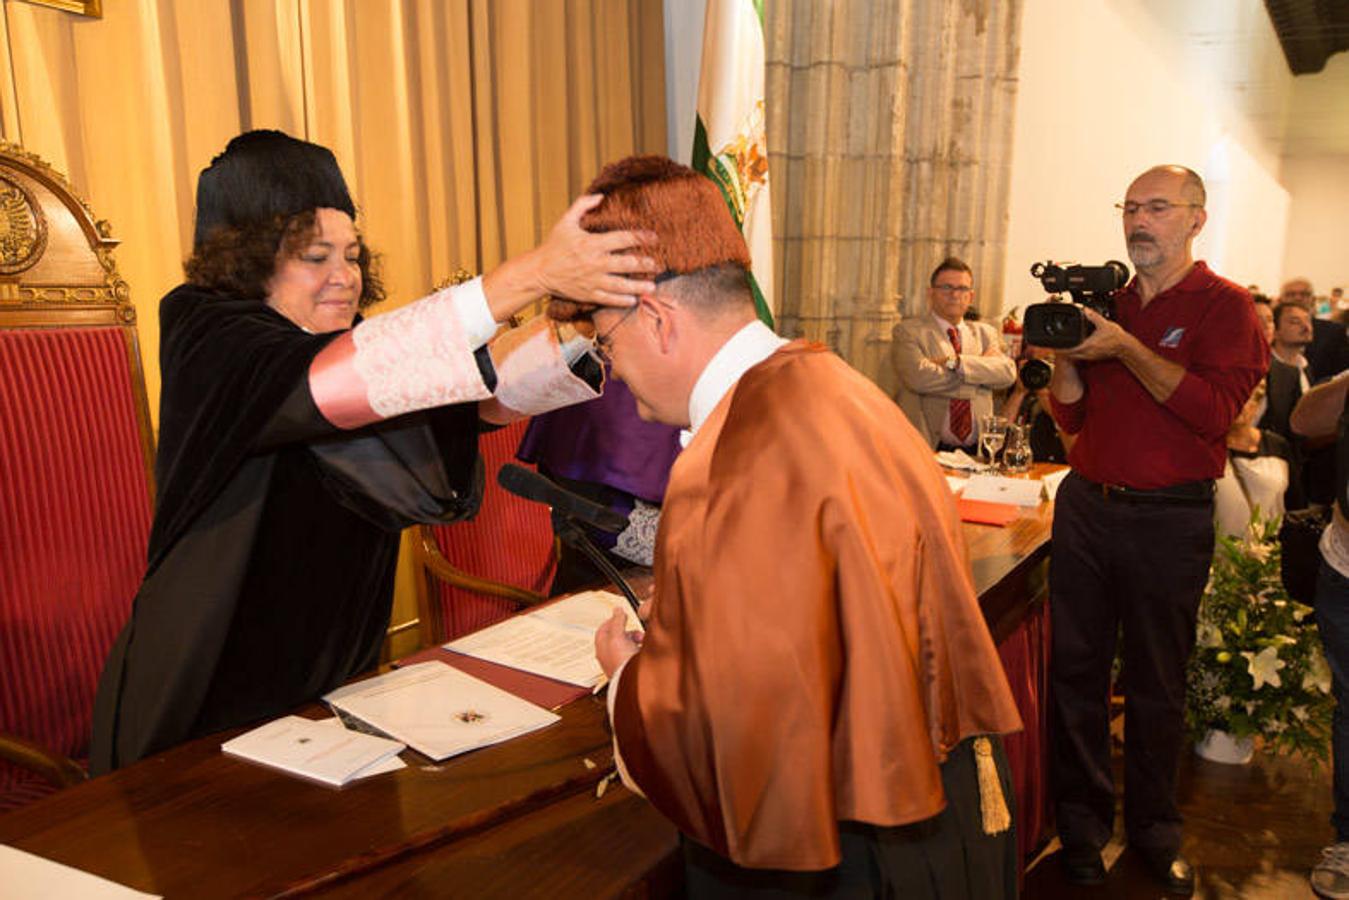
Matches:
[978,415,1007,471]
[1003,423,1032,473]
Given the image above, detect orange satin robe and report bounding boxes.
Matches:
[612,342,1023,870]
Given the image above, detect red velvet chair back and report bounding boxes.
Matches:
[0,144,153,810]
[415,418,557,644]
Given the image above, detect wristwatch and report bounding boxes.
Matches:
[945,354,959,372]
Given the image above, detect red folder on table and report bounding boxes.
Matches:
[957,497,1020,527]
[394,646,589,711]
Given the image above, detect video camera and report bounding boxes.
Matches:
[1023,260,1130,348]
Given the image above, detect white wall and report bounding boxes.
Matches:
[1281,155,1349,297]
[1000,0,1290,312]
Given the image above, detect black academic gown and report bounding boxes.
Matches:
[90,286,486,773]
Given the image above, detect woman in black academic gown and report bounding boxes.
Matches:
[90,130,653,772]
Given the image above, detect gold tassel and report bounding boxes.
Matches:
[973,736,1011,836]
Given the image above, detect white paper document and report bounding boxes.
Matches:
[960,473,1044,507]
[935,448,982,471]
[221,715,405,787]
[323,662,560,761]
[1041,467,1071,500]
[445,590,642,688]
[316,717,407,778]
[0,845,159,899]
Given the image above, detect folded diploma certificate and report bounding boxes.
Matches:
[323,661,560,761]
[221,715,406,787]
[444,590,643,688]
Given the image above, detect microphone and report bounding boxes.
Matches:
[497,464,644,616]
[497,464,630,534]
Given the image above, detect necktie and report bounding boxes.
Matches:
[947,327,972,445]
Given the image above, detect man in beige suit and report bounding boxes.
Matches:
[893,257,1017,450]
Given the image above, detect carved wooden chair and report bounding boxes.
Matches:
[412,417,560,646]
[0,144,154,810]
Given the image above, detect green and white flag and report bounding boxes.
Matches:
[692,0,774,328]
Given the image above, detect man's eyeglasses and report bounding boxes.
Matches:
[1114,200,1203,217]
[931,285,973,297]
[592,305,638,364]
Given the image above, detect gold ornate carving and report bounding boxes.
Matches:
[0,142,129,317]
[0,176,46,274]
[0,141,118,249]
[434,268,476,290]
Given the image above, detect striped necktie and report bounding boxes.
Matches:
[948,327,972,444]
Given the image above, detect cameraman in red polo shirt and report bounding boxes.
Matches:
[1046,165,1269,895]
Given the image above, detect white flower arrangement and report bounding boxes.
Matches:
[1185,513,1333,760]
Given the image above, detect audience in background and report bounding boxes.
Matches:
[1283,278,1349,381]
[1292,370,1349,900]
[1262,303,1315,446]
[1000,343,1069,463]
[1214,382,1301,537]
[1252,294,1275,344]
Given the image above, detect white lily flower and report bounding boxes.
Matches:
[1242,646,1285,690]
[1304,651,1333,695]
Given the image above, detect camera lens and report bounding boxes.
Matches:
[1020,358,1052,390]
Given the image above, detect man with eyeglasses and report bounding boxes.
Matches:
[1045,165,1268,895]
[1282,277,1349,384]
[892,257,1016,451]
[568,155,1023,898]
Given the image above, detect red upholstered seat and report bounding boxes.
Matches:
[0,328,152,810]
[0,144,153,810]
[414,418,557,644]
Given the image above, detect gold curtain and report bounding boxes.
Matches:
[0,0,665,653]
[0,0,665,416]
[764,0,1022,396]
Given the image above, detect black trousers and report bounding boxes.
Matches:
[1049,472,1215,855]
[681,737,1018,899]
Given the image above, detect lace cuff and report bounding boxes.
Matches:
[612,500,660,566]
[309,282,494,429]
[486,317,603,418]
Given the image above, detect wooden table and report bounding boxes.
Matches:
[963,464,1060,642]
[0,475,1056,898]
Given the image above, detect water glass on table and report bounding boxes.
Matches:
[978,415,1007,472]
[1002,423,1032,473]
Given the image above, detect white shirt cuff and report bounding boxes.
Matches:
[450,276,498,349]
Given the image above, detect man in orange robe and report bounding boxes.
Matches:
[568,155,1024,898]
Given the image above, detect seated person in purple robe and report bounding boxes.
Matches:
[518,375,681,594]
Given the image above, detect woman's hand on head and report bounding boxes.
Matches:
[482,195,658,323]
[535,194,659,305]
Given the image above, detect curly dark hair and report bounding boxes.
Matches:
[184,209,385,309]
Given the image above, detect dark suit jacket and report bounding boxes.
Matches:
[1259,357,1304,442]
[1309,317,1349,382]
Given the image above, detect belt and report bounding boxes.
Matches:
[1079,476,1215,506]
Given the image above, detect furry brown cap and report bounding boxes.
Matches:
[547,155,749,321]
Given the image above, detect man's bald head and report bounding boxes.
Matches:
[1131,165,1206,206]
[1281,278,1314,311]
[1122,165,1207,274]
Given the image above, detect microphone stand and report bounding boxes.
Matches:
[550,509,644,618]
